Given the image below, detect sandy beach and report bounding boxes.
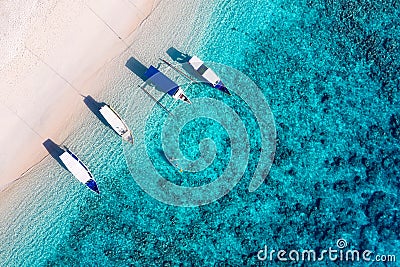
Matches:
[0,0,216,264]
[0,0,159,189]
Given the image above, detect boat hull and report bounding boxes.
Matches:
[188,56,231,95]
[99,104,134,144]
[59,146,100,194]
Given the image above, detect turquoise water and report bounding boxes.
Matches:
[1,0,400,265]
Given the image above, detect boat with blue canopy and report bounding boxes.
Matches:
[144,65,191,104]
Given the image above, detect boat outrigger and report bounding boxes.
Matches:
[99,104,134,143]
[59,146,100,194]
[144,65,191,104]
[188,56,231,95]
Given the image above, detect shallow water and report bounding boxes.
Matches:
[1,0,399,265]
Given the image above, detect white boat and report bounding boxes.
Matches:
[59,146,100,194]
[99,104,134,143]
[188,56,231,95]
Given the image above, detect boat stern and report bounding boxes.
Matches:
[181,95,192,104]
[215,81,231,95]
[172,87,192,104]
[122,131,134,144]
[86,179,100,194]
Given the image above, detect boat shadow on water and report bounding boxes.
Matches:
[166,47,190,63]
[125,56,167,86]
[83,95,113,132]
[42,139,68,171]
[125,57,149,82]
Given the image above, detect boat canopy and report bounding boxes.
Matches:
[189,56,220,86]
[99,105,127,136]
[188,56,204,69]
[144,66,179,96]
[60,152,93,184]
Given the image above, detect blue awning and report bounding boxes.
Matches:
[144,66,179,96]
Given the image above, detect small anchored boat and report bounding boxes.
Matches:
[144,65,191,104]
[99,104,134,143]
[59,146,100,194]
[188,56,231,95]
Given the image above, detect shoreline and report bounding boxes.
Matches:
[0,0,218,264]
[0,0,159,191]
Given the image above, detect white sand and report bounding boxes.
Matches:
[0,0,159,189]
[0,0,218,263]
